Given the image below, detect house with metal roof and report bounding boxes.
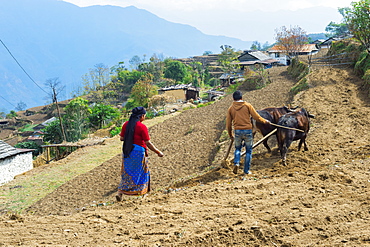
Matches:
[158,84,200,102]
[268,44,320,65]
[0,140,33,185]
[237,50,279,68]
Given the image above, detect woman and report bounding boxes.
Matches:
[116,106,163,201]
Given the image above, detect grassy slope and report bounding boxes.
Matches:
[0,113,179,214]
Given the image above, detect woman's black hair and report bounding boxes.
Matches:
[122,106,146,157]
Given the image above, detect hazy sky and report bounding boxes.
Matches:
[62,0,354,42]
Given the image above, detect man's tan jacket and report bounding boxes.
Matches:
[226,101,267,137]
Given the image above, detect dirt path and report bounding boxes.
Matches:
[1,66,369,246]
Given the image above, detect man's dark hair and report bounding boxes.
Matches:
[233,90,243,100]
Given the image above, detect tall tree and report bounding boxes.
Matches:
[15,101,27,111]
[325,21,349,38]
[275,25,308,59]
[88,104,120,129]
[44,77,67,142]
[82,63,110,94]
[217,45,240,74]
[163,59,189,82]
[63,97,91,141]
[139,54,166,83]
[262,42,272,51]
[116,70,147,93]
[342,0,370,53]
[250,41,262,51]
[130,75,158,107]
[129,55,143,70]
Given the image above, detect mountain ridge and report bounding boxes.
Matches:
[0,0,252,112]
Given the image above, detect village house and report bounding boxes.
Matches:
[0,140,33,185]
[219,50,279,87]
[219,73,243,87]
[205,89,225,101]
[268,44,320,65]
[237,50,279,69]
[158,84,200,102]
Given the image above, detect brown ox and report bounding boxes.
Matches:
[276,108,314,166]
[252,106,293,152]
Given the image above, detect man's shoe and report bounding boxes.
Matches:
[244,171,252,175]
[233,165,239,174]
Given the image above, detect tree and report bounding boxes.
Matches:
[88,103,120,129]
[15,141,41,157]
[275,25,308,59]
[217,45,240,74]
[6,110,17,119]
[44,77,67,142]
[188,61,208,87]
[325,21,349,38]
[42,118,63,144]
[129,55,143,70]
[15,101,27,111]
[342,0,370,53]
[116,70,147,93]
[163,59,189,82]
[250,41,262,51]
[82,63,110,95]
[262,42,272,51]
[63,97,91,141]
[130,76,158,107]
[138,54,166,83]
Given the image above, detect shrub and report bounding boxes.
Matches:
[110,126,122,137]
[14,141,42,157]
[287,58,309,81]
[290,77,309,95]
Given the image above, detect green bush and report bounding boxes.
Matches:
[19,124,37,132]
[287,58,309,81]
[242,76,266,91]
[14,141,42,157]
[196,101,214,108]
[110,126,122,137]
[290,77,309,95]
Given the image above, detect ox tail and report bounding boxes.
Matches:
[251,118,258,136]
[277,130,289,166]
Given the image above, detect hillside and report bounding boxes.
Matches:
[0,0,252,113]
[0,65,369,246]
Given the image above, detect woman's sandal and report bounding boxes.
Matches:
[116,193,123,202]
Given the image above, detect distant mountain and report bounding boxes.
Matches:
[0,0,253,112]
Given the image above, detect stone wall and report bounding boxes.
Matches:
[0,152,33,185]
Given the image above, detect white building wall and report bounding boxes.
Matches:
[269,52,288,65]
[0,152,33,185]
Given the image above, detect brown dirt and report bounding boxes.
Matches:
[1,66,370,246]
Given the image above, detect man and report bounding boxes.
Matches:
[226,90,270,175]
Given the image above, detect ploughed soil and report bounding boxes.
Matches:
[1,65,370,246]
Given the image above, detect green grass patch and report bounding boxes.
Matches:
[19,124,38,132]
[290,77,309,95]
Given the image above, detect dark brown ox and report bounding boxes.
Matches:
[276,108,314,166]
[252,106,293,152]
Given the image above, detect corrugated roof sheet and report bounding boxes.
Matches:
[268,44,318,53]
[238,58,279,66]
[159,83,200,91]
[248,51,271,61]
[0,140,31,160]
